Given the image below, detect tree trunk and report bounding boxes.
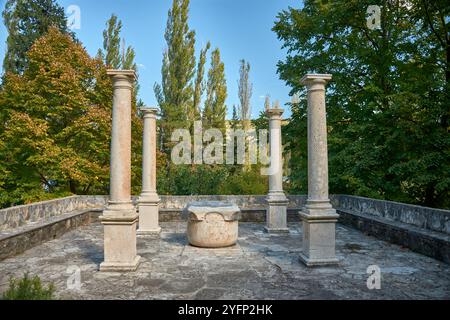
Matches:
[424,184,436,208]
[69,181,77,194]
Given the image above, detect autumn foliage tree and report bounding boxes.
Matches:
[0,28,114,206]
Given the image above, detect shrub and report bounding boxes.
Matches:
[2,273,55,300]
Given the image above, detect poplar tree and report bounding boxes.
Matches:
[203,48,227,133]
[154,0,196,151]
[99,14,141,107]
[100,14,137,71]
[193,42,211,123]
[238,59,253,125]
[264,95,271,112]
[231,105,240,130]
[237,60,253,170]
[101,14,122,69]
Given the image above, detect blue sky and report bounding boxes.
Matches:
[0,0,302,119]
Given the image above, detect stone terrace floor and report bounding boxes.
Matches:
[0,222,449,300]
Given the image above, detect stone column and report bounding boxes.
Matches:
[299,74,339,267]
[265,107,289,234]
[137,107,161,236]
[100,70,140,272]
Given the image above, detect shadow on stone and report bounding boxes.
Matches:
[80,242,104,265]
[162,233,187,246]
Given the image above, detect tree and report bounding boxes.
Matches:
[273,0,450,208]
[122,41,137,70]
[154,0,196,151]
[414,0,449,129]
[231,105,240,130]
[101,14,122,69]
[2,0,72,75]
[238,59,253,125]
[0,27,112,207]
[203,48,227,132]
[237,59,253,170]
[99,15,138,70]
[264,95,271,112]
[98,14,142,110]
[192,42,211,123]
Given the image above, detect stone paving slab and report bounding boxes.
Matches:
[182,244,243,257]
[0,222,449,300]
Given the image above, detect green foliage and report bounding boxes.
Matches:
[193,42,211,124]
[203,48,227,132]
[158,164,228,195]
[154,0,196,151]
[253,110,269,132]
[2,273,55,300]
[100,14,137,71]
[231,105,240,130]
[157,163,267,196]
[2,0,73,74]
[218,169,269,195]
[155,145,267,196]
[102,14,122,69]
[282,100,307,194]
[238,59,252,122]
[99,14,140,101]
[274,0,450,208]
[122,45,137,70]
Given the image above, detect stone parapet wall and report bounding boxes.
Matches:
[1,194,448,235]
[335,195,450,235]
[0,196,108,232]
[159,195,308,210]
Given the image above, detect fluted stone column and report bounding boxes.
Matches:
[100,70,140,272]
[299,74,339,267]
[265,107,289,234]
[137,107,161,236]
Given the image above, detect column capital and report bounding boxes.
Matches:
[140,107,159,119]
[107,69,137,79]
[301,74,332,91]
[107,69,137,89]
[266,108,284,119]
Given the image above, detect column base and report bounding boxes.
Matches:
[303,199,335,216]
[265,196,289,234]
[267,192,288,202]
[299,210,340,268]
[264,227,290,234]
[299,252,339,267]
[137,227,162,237]
[139,193,160,203]
[137,201,161,237]
[100,213,140,273]
[99,255,141,272]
